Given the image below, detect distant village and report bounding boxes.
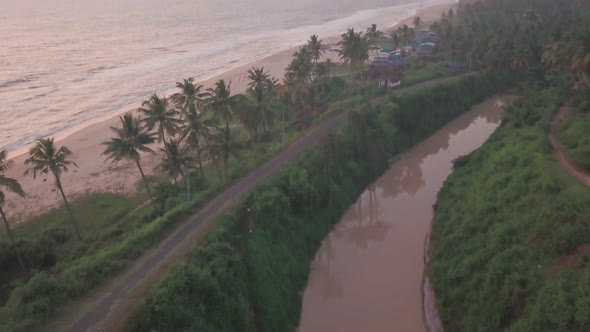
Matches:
[329,26,464,89]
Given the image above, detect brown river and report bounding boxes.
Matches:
[298,96,511,332]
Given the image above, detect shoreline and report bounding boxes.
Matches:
[2,1,456,222]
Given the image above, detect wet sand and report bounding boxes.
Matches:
[298,96,512,332]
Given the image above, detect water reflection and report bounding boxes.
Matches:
[299,96,513,332]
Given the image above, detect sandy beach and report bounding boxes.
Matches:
[2,2,455,222]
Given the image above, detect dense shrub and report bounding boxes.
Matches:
[429,77,590,331]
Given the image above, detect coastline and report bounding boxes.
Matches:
[2,1,456,222]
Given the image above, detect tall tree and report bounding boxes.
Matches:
[138,94,181,156]
[206,79,233,130]
[247,66,271,90]
[0,150,26,271]
[172,78,209,178]
[543,30,590,88]
[171,78,206,114]
[179,107,210,179]
[366,24,381,57]
[207,125,240,182]
[24,138,81,239]
[155,138,193,184]
[102,113,157,205]
[413,16,424,30]
[338,28,369,78]
[286,46,314,90]
[391,32,402,52]
[307,34,325,63]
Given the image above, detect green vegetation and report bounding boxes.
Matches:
[125,72,513,332]
[428,0,590,330]
[558,88,590,172]
[429,76,590,331]
[401,61,454,87]
[559,109,590,172]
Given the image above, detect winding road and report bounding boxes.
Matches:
[48,75,468,332]
[548,104,590,188]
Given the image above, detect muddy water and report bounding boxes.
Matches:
[298,96,510,332]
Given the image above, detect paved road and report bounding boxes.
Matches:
[549,104,590,188]
[54,75,468,332]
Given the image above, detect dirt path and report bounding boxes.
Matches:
[548,104,590,188]
[48,75,468,332]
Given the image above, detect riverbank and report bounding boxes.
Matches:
[123,72,514,332]
[1,1,456,222]
[298,95,512,332]
[427,80,590,330]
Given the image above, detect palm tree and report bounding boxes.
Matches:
[171,78,206,114]
[287,46,314,90]
[102,113,157,205]
[391,32,402,52]
[207,125,240,182]
[155,138,192,184]
[543,32,590,88]
[281,72,297,147]
[247,66,271,91]
[338,28,369,78]
[179,107,210,179]
[413,16,424,30]
[24,138,81,239]
[314,61,330,92]
[0,150,26,271]
[307,34,325,63]
[172,78,209,178]
[398,24,415,55]
[138,94,181,156]
[206,79,233,130]
[366,24,381,57]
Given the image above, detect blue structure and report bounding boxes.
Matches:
[447,62,465,70]
[388,52,402,61]
[390,60,409,69]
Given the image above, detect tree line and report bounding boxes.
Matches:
[0,24,388,271]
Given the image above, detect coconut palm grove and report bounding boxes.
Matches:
[1,0,590,330]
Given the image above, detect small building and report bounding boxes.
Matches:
[372,56,390,63]
[376,72,404,88]
[368,63,404,88]
[417,42,436,56]
[388,52,402,61]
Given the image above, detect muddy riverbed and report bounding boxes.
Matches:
[298,96,513,332]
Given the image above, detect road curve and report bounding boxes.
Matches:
[52,75,467,332]
[548,104,590,188]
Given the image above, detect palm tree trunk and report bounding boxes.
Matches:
[0,206,26,271]
[213,159,223,182]
[135,159,155,205]
[194,136,204,179]
[55,174,81,240]
[223,158,228,182]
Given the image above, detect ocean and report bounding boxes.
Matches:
[0,0,445,154]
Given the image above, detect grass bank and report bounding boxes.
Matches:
[559,89,590,172]
[430,76,590,331]
[124,72,513,332]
